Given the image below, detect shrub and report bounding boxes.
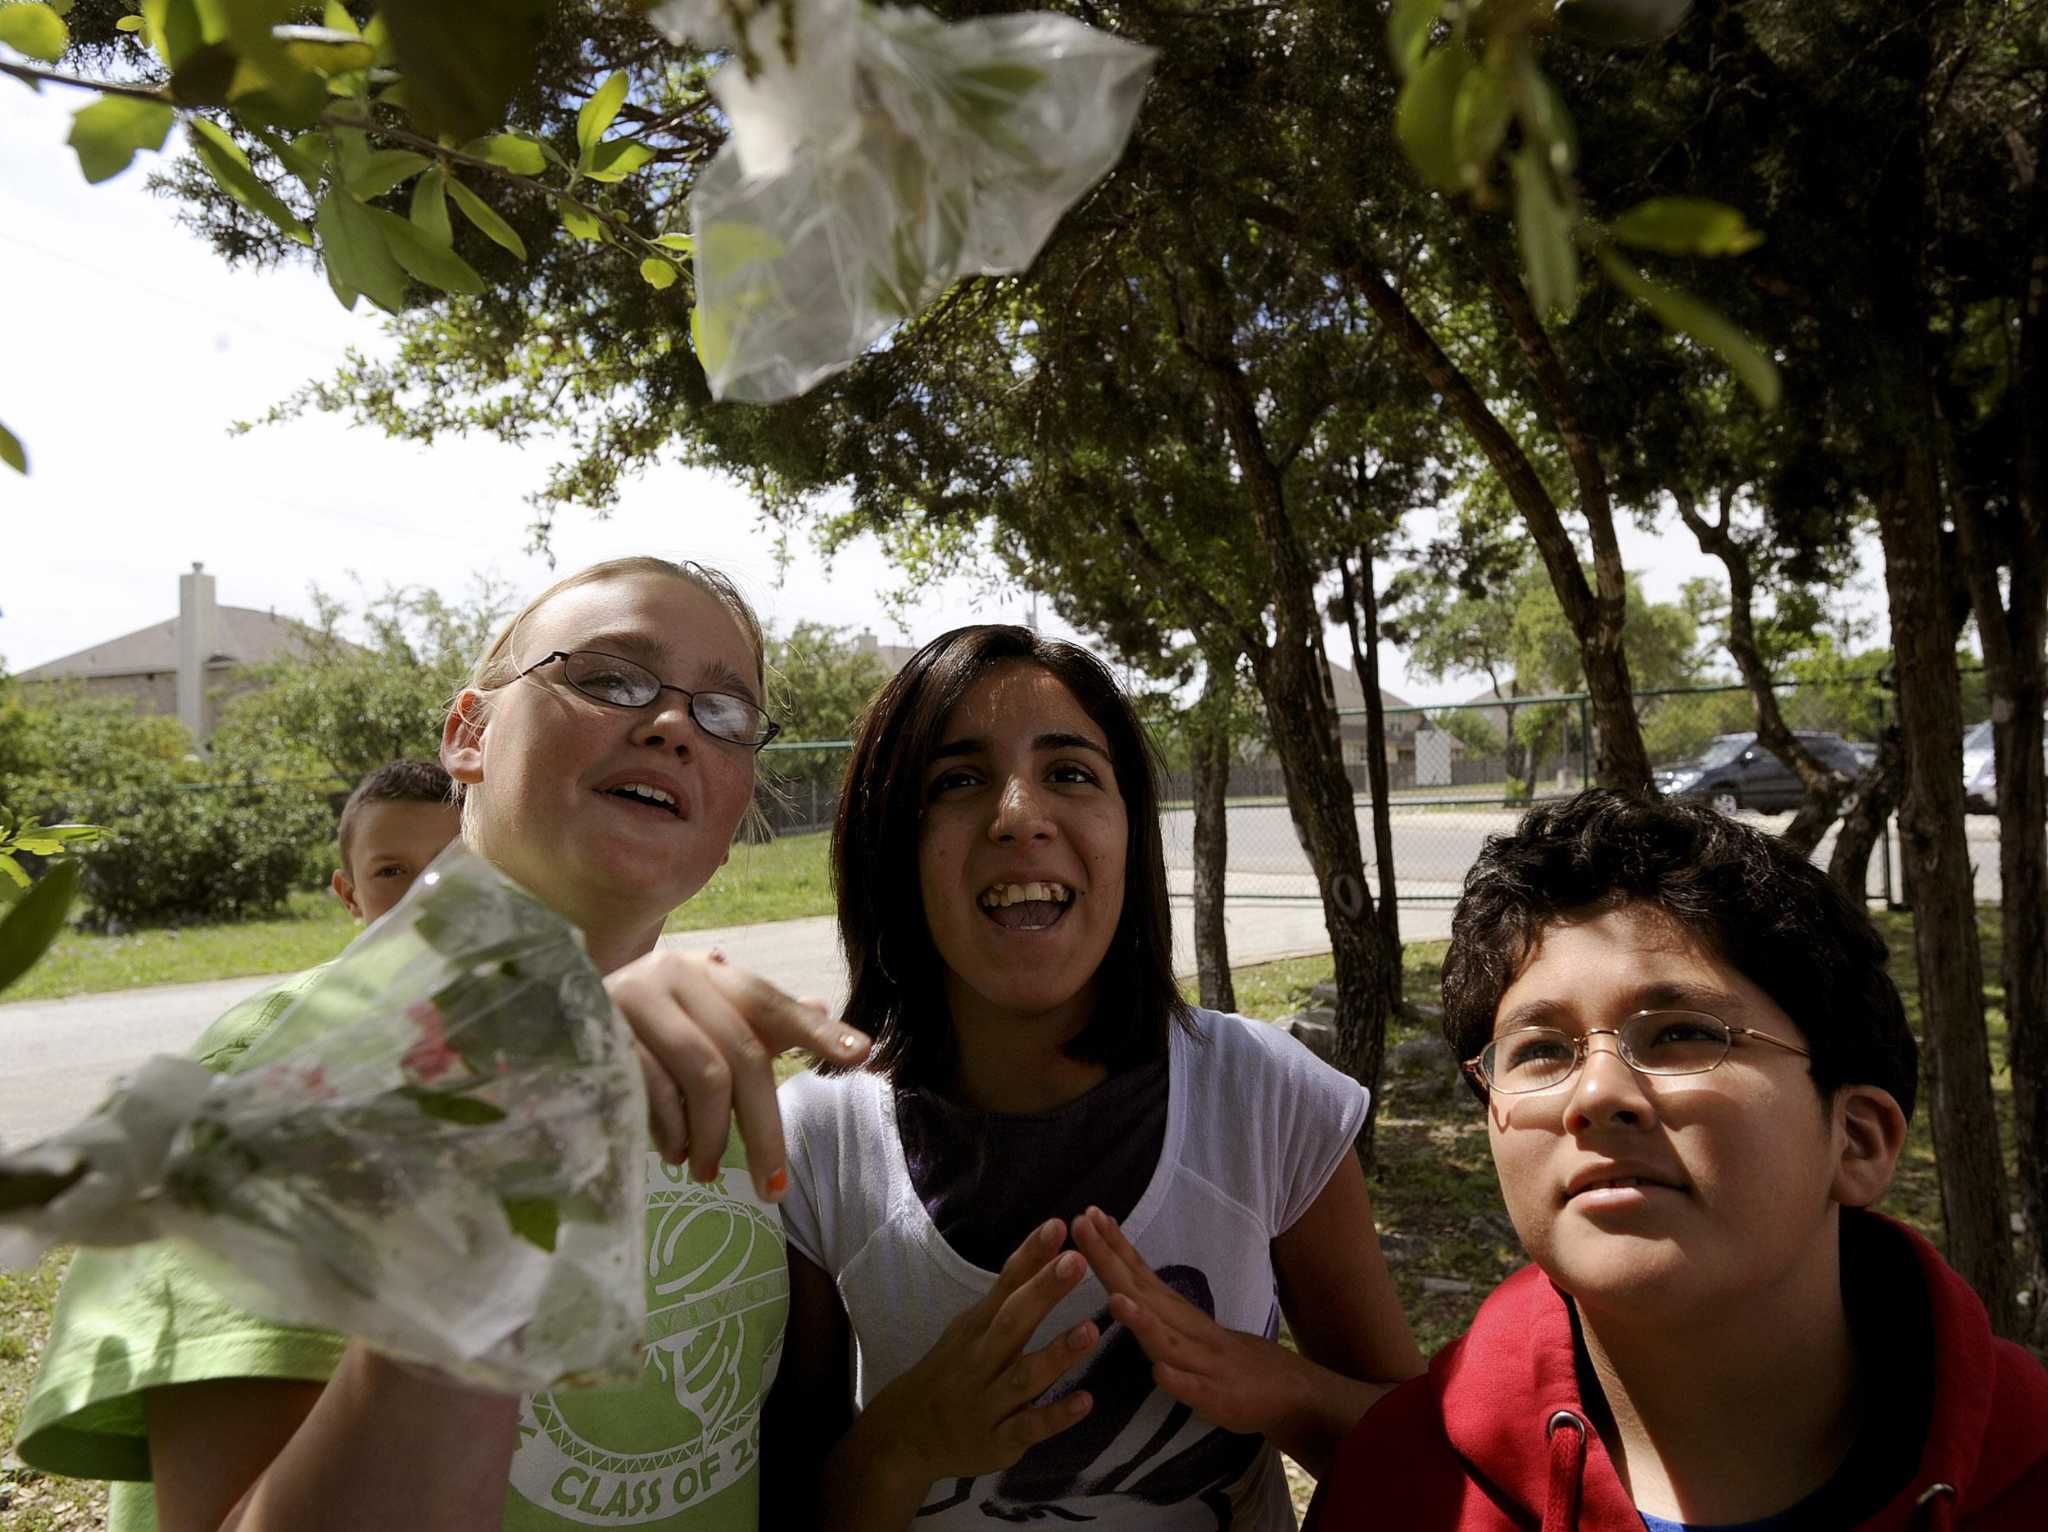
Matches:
[73,771,334,930]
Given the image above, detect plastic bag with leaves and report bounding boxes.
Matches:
[652,0,1157,402]
[0,846,648,1394]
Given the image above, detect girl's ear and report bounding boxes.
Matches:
[1830,1084,1908,1208]
[442,691,488,786]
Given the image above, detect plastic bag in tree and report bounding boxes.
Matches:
[652,2,1157,402]
[0,846,648,1393]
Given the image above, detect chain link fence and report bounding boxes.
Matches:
[48,675,1998,922]
[1152,679,1957,912]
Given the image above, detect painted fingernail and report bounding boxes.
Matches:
[707,947,727,964]
[764,1167,789,1198]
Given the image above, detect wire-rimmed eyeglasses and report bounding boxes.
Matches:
[518,649,782,749]
[1464,1010,1813,1095]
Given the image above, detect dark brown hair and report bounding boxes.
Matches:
[1442,789,1918,1116]
[337,758,455,869]
[830,625,1191,1088]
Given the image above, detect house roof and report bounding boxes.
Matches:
[20,606,311,681]
[1325,660,1413,713]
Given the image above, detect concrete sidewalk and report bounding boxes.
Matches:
[0,897,1428,1149]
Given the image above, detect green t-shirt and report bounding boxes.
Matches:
[15,970,788,1531]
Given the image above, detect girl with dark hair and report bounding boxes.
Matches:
[767,626,1420,1528]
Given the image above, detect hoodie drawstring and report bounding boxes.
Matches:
[1912,1482,1957,1530]
[1543,1411,1587,1532]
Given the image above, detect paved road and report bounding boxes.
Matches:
[1161,803,2005,905]
[0,897,1420,1150]
[6,801,1994,1148]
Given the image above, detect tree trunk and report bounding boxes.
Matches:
[1189,636,1238,1015]
[1828,721,1903,901]
[1873,453,2019,1335]
[1673,490,1854,855]
[1338,550,1402,1017]
[1177,288,1391,1165]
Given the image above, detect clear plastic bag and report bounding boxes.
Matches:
[652,2,1156,402]
[0,846,648,1393]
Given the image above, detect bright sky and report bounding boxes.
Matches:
[0,76,1881,710]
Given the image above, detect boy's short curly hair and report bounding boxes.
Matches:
[1442,789,1918,1116]
[337,759,455,868]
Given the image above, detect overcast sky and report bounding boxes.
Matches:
[0,80,1883,711]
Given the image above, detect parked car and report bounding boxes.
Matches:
[1963,716,2048,814]
[1654,731,1867,815]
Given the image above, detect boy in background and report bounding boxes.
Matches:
[329,760,459,926]
[1310,790,2047,1530]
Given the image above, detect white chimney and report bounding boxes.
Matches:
[178,562,217,742]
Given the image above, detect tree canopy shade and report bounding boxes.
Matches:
[11,0,2045,1327]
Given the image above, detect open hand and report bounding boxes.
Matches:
[1071,1205,1317,1439]
[604,950,868,1200]
[865,1218,1101,1485]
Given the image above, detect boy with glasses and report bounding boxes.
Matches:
[1308,790,2047,1530]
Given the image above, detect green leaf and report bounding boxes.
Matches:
[67,94,174,183]
[1388,0,1442,79]
[558,199,604,243]
[1609,196,1765,257]
[583,137,653,183]
[1449,63,1512,188]
[639,255,678,290]
[409,164,451,246]
[115,13,142,30]
[370,203,484,294]
[576,70,628,165]
[501,1196,559,1252]
[254,125,324,196]
[0,3,70,62]
[446,176,526,260]
[0,419,23,475]
[653,232,693,254]
[1555,0,1691,47]
[141,0,204,71]
[690,302,728,375]
[1394,40,1470,192]
[698,219,785,269]
[0,853,27,887]
[0,860,80,996]
[191,116,312,244]
[320,0,355,34]
[346,147,429,199]
[315,184,407,311]
[463,132,544,175]
[1596,247,1782,408]
[958,63,1044,95]
[167,38,238,106]
[403,1088,508,1125]
[1511,144,1579,319]
[270,23,373,76]
[379,0,546,141]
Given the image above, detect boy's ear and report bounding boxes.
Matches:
[1831,1084,1908,1208]
[442,691,488,786]
[330,868,364,923]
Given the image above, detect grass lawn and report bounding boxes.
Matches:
[0,908,2021,1529]
[3,832,841,1004]
[3,890,358,1003]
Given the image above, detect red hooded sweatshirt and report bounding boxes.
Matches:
[1307,1212,2048,1531]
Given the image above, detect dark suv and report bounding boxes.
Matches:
[1654,731,1867,815]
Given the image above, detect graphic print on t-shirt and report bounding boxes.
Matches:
[916,1267,1267,1525]
[506,1155,788,1528]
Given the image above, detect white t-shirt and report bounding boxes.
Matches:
[779,1007,1369,1530]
